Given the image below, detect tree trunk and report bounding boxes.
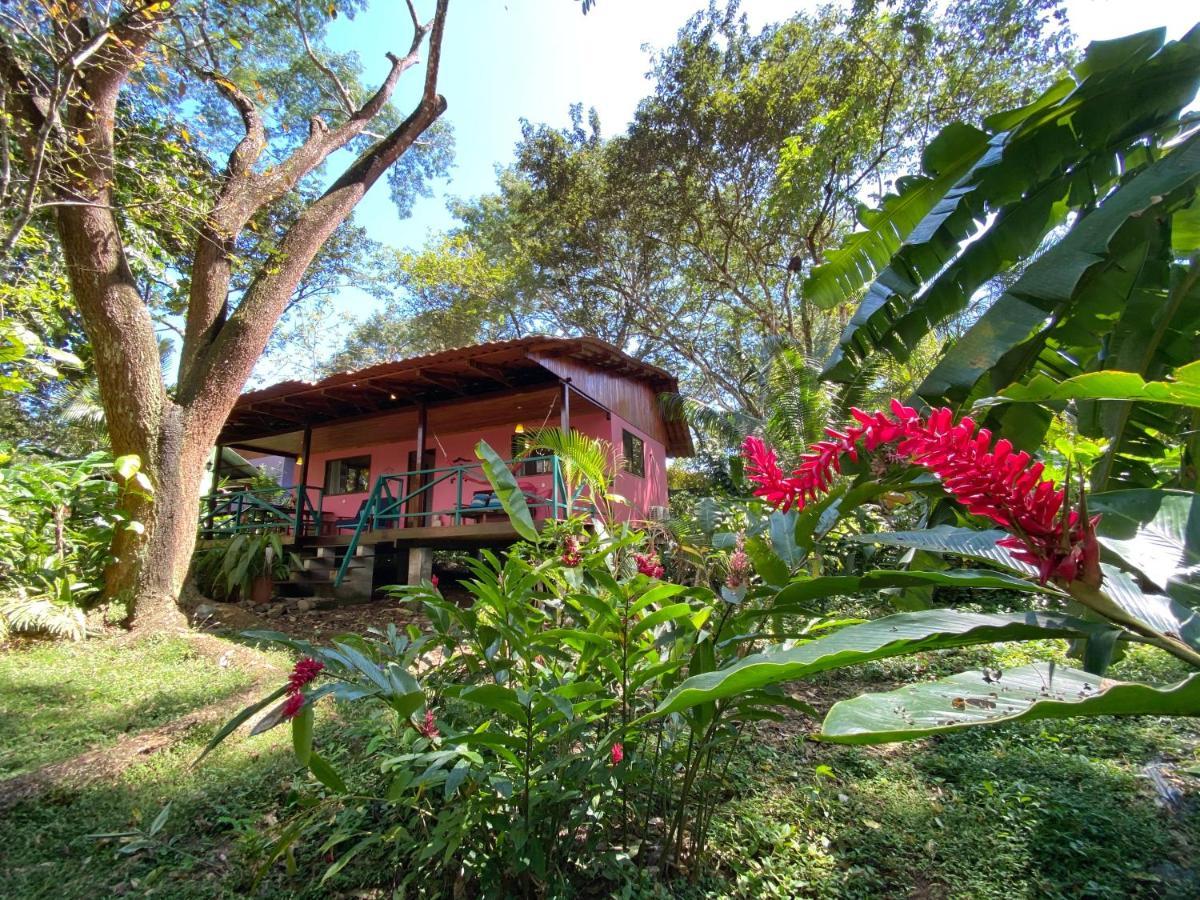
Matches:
[108,406,216,633]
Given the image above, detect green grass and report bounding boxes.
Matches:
[0,635,258,779]
[0,636,1197,898]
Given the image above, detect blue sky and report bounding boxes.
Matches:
[285,0,1198,372]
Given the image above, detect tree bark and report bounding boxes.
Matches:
[13,0,453,633]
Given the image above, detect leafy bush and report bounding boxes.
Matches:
[0,448,146,638]
[206,501,845,893]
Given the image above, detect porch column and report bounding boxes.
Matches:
[294,425,313,536]
[416,401,427,460]
[559,380,571,517]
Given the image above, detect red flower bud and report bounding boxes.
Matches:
[610,742,624,766]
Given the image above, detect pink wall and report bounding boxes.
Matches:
[301,406,665,527]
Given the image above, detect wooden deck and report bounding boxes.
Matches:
[303,521,522,550]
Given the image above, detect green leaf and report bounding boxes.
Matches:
[980,363,1200,409]
[918,132,1200,403]
[650,610,1106,718]
[848,526,1034,574]
[194,684,289,765]
[292,705,314,766]
[457,684,526,720]
[819,664,1200,744]
[113,454,141,481]
[769,568,1057,612]
[1089,489,1200,590]
[308,751,347,794]
[475,440,538,542]
[803,122,990,310]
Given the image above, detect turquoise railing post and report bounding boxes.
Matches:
[454,467,463,525]
[335,477,381,587]
[552,456,561,519]
[293,484,304,537]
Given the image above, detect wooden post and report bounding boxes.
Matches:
[295,425,312,537]
[560,380,571,518]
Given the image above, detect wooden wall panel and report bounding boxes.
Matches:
[529,354,669,445]
[312,409,418,455]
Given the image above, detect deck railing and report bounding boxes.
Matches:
[198,483,325,540]
[332,455,588,586]
[196,456,590,587]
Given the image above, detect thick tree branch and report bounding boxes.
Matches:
[181,0,450,410]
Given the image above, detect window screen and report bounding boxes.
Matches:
[511,433,553,475]
[622,429,645,478]
[324,455,371,495]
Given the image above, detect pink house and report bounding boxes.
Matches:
[204,337,693,599]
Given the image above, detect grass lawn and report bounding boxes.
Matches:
[0,634,1197,898]
[0,636,259,779]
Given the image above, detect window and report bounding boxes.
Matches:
[324,455,371,495]
[622,429,645,478]
[511,433,553,475]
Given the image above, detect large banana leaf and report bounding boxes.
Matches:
[917,131,1200,403]
[1089,489,1200,590]
[981,362,1200,409]
[767,568,1058,615]
[848,525,1035,575]
[822,29,1200,384]
[818,663,1200,744]
[803,122,991,310]
[650,610,1107,718]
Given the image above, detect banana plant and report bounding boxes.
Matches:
[650,402,1200,744]
[810,28,1200,490]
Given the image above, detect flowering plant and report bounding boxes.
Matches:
[743,400,1100,585]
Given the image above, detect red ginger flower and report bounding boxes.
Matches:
[561,535,583,567]
[417,709,439,739]
[726,532,751,589]
[610,742,624,766]
[743,400,1099,585]
[634,551,664,579]
[287,657,325,693]
[282,691,306,720]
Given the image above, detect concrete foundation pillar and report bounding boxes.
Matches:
[407,546,433,585]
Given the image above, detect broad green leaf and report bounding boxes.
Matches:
[195,684,289,764]
[1094,564,1200,653]
[979,363,1200,409]
[475,440,538,542]
[849,526,1035,574]
[1089,490,1200,589]
[650,610,1105,718]
[458,684,526,720]
[292,705,314,766]
[769,568,1056,612]
[819,663,1200,744]
[113,454,141,481]
[918,132,1200,402]
[803,122,990,310]
[308,751,348,794]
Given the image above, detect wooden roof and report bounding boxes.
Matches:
[220,336,694,456]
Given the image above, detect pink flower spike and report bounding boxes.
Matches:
[282,692,305,720]
[740,404,1101,586]
[417,708,439,739]
[610,742,624,766]
[431,574,439,587]
[287,657,325,693]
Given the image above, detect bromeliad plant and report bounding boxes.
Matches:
[650,402,1200,744]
